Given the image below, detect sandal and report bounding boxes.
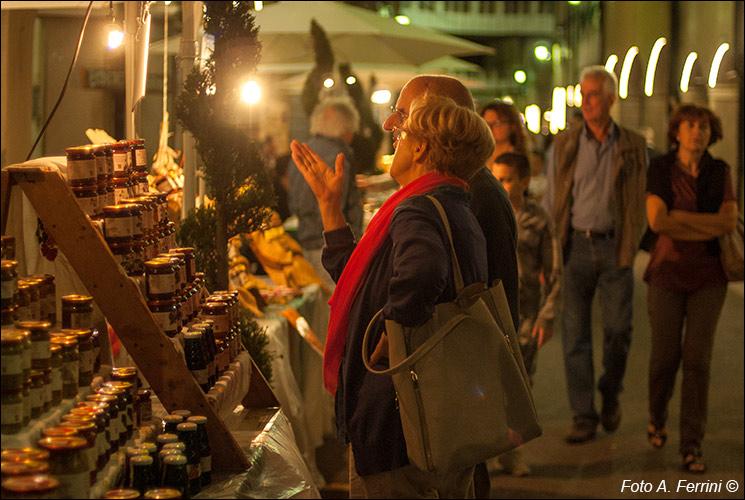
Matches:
[647,424,667,448]
[683,453,705,473]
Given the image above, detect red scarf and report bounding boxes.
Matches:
[323,172,469,394]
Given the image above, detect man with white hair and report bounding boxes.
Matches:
[542,65,648,444]
[288,97,364,289]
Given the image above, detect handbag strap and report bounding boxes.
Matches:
[361,195,470,376]
[361,308,470,376]
[425,195,464,291]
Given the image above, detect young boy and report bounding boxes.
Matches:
[492,151,563,475]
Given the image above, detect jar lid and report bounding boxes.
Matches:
[1,331,24,346]
[42,426,79,438]
[147,299,176,307]
[104,380,133,391]
[126,446,149,457]
[98,386,125,396]
[183,331,202,341]
[50,343,62,354]
[60,328,92,342]
[1,459,49,476]
[30,369,44,381]
[86,393,116,404]
[1,259,18,269]
[104,489,142,499]
[171,410,191,419]
[131,139,146,146]
[109,142,130,152]
[1,474,60,494]
[162,415,183,424]
[15,320,52,332]
[161,442,185,452]
[145,258,174,269]
[119,200,145,210]
[143,487,183,499]
[130,455,153,466]
[137,388,151,398]
[76,401,110,412]
[69,407,102,418]
[201,302,228,312]
[162,454,187,465]
[26,273,55,284]
[111,366,138,376]
[103,204,141,215]
[187,415,207,425]
[176,422,197,432]
[71,185,98,193]
[50,336,79,349]
[37,436,88,451]
[1,448,50,462]
[60,294,93,305]
[169,247,195,255]
[65,145,95,156]
[156,433,178,443]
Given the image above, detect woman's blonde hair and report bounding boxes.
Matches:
[403,93,494,180]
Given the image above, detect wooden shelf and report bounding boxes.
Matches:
[2,164,279,472]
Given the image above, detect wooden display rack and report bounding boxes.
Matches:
[1,164,280,472]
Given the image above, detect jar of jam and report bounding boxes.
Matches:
[1,474,60,499]
[145,258,177,301]
[1,459,49,480]
[104,488,141,499]
[51,336,79,399]
[1,235,16,260]
[74,403,111,462]
[50,344,63,405]
[92,144,111,183]
[110,142,131,179]
[103,204,138,243]
[98,385,129,444]
[162,252,187,291]
[65,146,98,187]
[1,306,17,326]
[104,381,134,437]
[1,382,25,434]
[17,330,32,382]
[169,247,196,283]
[60,417,98,482]
[86,393,120,453]
[113,177,131,204]
[1,259,18,310]
[91,328,101,374]
[118,202,144,239]
[111,366,140,399]
[200,302,229,344]
[61,294,93,330]
[147,299,179,337]
[26,274,55,325]
[72,184,100,218]
[37,436,90,499]
[16,320,51,370]
[1,448,50,463]
[137,388,152,425]
[15,282,32,322]
[136,172,150,196]
[2,331,26,391]
[130,139,148,172]
[18,280,41,321]
[61,328,93,386]
[42,426,78,439]
[28,369,44,418]
[42,367,52,412]
[143,487,182,499]
[164,221,177,253]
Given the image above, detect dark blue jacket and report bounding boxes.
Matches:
[322,184,488,476]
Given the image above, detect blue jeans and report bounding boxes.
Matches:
[561,231,634,423]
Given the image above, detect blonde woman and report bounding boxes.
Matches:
[291,93,494,498]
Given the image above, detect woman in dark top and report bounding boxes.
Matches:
[644,104,738,473]
[290,93,493,498]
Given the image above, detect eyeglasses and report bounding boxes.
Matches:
[486,120,508,129]
[390,106,409,123]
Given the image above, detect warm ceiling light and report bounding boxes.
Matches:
[680,52,697,93]
[644,37,666,97]
[708,43,729,88]
[619,46,639,99]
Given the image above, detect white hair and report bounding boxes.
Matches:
[309,97,360,138]
[580,65,619,98]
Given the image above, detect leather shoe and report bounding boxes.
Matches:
[601,394,622,432]
[565,418,597,444]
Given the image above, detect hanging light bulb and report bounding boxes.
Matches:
[106,1,123,50]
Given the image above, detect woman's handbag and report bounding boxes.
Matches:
[362,195,542,474]
[719,214,744,281]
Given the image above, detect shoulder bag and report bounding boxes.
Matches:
[362,195,541,474]
[719,213,744,281]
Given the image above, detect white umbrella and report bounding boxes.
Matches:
[253,1,494,67]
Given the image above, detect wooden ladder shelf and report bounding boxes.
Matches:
[1,164,279,472]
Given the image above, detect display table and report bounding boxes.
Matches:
[255,283,334,488]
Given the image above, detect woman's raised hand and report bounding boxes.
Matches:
[290,140,348,232]
[290,140,345,207]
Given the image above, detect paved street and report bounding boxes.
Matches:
[488,251,745,499]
